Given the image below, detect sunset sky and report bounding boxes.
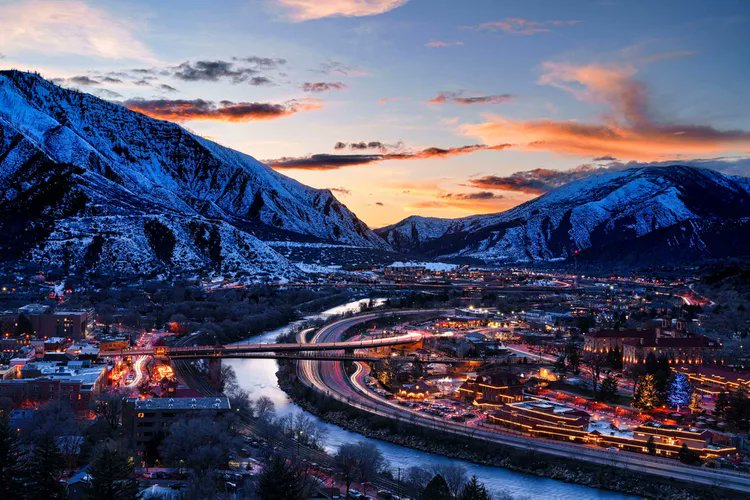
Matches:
[1,0,749,227]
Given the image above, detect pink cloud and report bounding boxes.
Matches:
[276,0,408,22]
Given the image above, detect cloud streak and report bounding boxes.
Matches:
[430,91,512,105]
[276,0,409,21]
[462,61,750,160]
[303,81,347,92]
[267,143,511,170]
[469,17,581,35]
[425,40,464,48]
[123,98,321,122]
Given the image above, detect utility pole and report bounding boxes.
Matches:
[397,467,401,499]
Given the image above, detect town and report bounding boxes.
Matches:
[1,263,749,498]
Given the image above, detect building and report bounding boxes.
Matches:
[676,366,750,396]
[487,403,736,459]
[397,379,435,399]
[591,421,736,459]
[98,337,130,352]
[7,305,92,340]
[623,335,721,368]
[456,370,524,408]
[488,399,591,438]
[584,328,656,354]
[122,396,231,453]
[0,360,107,413]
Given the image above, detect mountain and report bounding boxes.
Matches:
[377,166,750,266]
[0,70,387,278]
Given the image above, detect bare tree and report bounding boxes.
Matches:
[334,442,387,497]
[582,351,607,399]
[94,389,128,431]
[430,462,468,497]
[160,415,238,476]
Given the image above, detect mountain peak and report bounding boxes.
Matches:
[0,71,387,278]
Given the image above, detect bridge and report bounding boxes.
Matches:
[98,332,424,360]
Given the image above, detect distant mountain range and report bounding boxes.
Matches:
[0,70,385,278]
[377,166,750,267]
[1,71,749,278]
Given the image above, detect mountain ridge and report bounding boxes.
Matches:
[0,70,386,278]
[376,165,750,266]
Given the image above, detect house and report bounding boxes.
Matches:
[397,379,434,399]
[456,370,524,408]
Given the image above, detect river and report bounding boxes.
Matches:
[227,299,633,499]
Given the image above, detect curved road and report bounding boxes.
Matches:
[297,310,750,495]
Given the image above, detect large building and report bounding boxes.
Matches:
[456,370,524,408]
[488,399,591,437]
[583,328,656,354]
[0,360,108,413]
[3,305,92,340]
[592,421,736,459]
[623,335,721,368]
[584,322,721,368]
[487,401,736,459]
[123,396,231,454]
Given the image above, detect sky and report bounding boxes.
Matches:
[1,0,749,227]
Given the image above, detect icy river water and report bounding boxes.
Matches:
[227,299,634,499]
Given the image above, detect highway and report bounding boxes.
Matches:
[297,310,750,495]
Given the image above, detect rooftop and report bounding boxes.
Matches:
[131,396,231,411]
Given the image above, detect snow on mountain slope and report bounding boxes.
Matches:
[0,70,384,248]
[377,166,750,265]
[0,70,388,277]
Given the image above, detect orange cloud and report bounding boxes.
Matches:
[276,0,408,21]
[267,143,511,170]
[461,62,750,160]
[123,98,321,122]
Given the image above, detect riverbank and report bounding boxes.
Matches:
[278,361,739,500]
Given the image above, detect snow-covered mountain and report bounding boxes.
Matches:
[377,166,750,266]
[0,70,386,277]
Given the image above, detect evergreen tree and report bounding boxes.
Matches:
[27,435,66,500]
[667,373,692,408]
[646,435,656,455]
[553,353,568,378]
[566,343,581,374]
[257,454,308,500]
[458,475,491,500]
[678,443,701,465]
[715,392,730,420]
[632,374,659,412]
[598,372,619,402]
[0,412,26,498]
[422,474,453,500]
[726,388,750,432]
[86,446,138,500]
[606,346,623,370]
